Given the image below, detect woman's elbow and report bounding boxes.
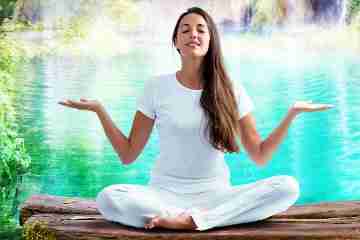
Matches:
[251,154,268,167]
[122,159,133,165]
[118,153,135,165]
[120,150,141,165]
[248,142,269,167]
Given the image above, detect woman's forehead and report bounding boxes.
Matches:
[180,13,208,27]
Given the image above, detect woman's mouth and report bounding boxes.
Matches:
[187,43,200,47]
[187,42,200,47]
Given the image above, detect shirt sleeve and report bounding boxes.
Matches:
[234,81,255,119]
[136,77,157,120]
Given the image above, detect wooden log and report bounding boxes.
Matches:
[19,194,99,225]
[20,194,360,240]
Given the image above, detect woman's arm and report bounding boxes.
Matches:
[238,101,333,166]
[238,110,298,166]
[96,106,155,165]
[59,99,155,165]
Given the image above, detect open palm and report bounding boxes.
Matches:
[292,101,334,113]
[58,98,101,112]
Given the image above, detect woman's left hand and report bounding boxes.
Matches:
[290,101,334,114]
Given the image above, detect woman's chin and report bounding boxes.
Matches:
[182,51,206,59]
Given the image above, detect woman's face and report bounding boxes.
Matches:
[175,13,210,58]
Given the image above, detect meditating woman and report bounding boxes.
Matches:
[59,7,333,231]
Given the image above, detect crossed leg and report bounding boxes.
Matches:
[145,175,299,231]
[96,183,196,229]
[96,175,299,231]
[189,175,300,231]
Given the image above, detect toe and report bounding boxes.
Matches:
[152,216,162,226]
[146,216,161,229]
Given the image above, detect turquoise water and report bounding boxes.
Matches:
[13,32,360,218]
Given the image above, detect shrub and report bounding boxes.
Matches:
[0,36,31,232]
[0,0,17,24]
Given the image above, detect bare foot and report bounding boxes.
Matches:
[144,212,197,230]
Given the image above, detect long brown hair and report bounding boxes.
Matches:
[172,7,241,153]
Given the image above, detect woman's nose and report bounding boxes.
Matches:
[190,30,198,38]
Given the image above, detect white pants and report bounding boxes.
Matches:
[96,175,300,231]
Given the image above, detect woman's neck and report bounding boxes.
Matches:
[179,60,203,89]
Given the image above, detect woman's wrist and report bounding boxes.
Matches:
[94,103,105,114]
[288,107,300,119]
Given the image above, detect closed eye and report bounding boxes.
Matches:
[182,30,206,33]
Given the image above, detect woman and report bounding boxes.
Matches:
[59,7,333,231]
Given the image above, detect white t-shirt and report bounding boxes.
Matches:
[137,72,254,194]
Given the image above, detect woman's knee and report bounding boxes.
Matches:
[96,185,146,228]
[270,175,300,200]
[96,185,129,218]
[96,187,111,207]
[96,184,163,228]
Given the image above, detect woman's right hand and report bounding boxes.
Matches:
[58,98,102,113]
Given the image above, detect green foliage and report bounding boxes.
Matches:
[103,0,140,27]
[348,0,360,23]
[0,36,31,231]
[57,16,90,44]
[249,0,287,31]
[0,226,23,240]
[0,0,17,24]
[0,37,25,72]
[23,220,56,240]
[2,0,140,47]
[60,0,140,43]
[0,18,44,33]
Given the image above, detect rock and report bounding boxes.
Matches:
[310,0,345,24]
[20,194,360,240]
